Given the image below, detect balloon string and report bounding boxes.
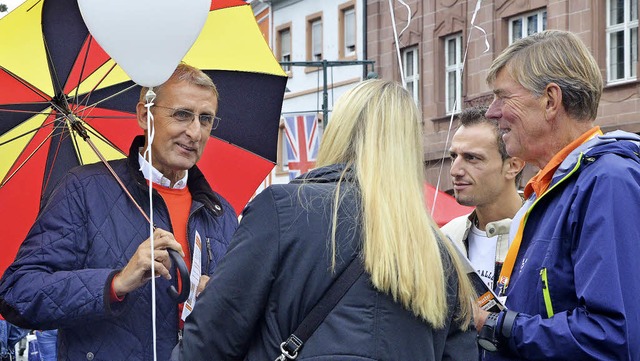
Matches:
[435,0,489,210]
[143,88,158,361]
[388,0,406,86]
[396,0,412,37]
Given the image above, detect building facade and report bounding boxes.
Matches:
[251,0,371,187]
[367,0,639,190]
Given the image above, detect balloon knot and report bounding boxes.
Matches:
[145,88,156,105]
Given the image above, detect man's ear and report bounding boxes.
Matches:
[544,83,562,122]
[504,156,525,180]
[136,102,149,130]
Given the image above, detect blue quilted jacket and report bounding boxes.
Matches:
[0,136,238,361]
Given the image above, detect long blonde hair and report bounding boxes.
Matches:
[316,79,474,328]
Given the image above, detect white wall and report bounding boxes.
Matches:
[253,0,367,196]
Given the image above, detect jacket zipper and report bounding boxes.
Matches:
[514,153,584,303]
[540,267,554,317]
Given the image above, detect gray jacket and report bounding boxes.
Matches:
[441,212,512,286]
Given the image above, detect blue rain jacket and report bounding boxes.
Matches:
[486,131,640,361]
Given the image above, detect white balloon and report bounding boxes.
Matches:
[78,0,210,87]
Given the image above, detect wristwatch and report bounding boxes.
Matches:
[477,312,500,352]
[477,310,519,352]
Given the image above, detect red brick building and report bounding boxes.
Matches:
[366,0,639,190]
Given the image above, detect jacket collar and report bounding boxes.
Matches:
[547,130,640,188]
[291,164,356,184]
[127,135,225,216]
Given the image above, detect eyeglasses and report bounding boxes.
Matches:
[152,105,221,130]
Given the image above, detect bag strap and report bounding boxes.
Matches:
[276,257,365,360]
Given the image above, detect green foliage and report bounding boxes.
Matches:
[0,4,8,13]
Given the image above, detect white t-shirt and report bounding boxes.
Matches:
[467,224,498,289]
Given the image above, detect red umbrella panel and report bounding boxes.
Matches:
[0,0,287,276]
[424,183,475,227]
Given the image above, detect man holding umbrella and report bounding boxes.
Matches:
[0,63,238,360]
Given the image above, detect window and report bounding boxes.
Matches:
[402,46,419,105]
[276,24,292,73]
[307,14,323,61]
[509,9,547,43]
[445,34,462,114]
[607,0,638,83]
[339,2,356,58]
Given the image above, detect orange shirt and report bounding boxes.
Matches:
[156,185,192,270]
[524,126,603,199]
[156,185,192,329]
[497,126,603,296]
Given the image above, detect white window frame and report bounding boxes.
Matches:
[311,19,323,61]
[343,7,356,56]
[279,28,291,72]
[402,46,419,105]
[509,9,547,44]
[444,34,462,115]
[606,0,638,83]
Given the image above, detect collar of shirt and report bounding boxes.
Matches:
[138,152,188,189]
[524,126,602,199]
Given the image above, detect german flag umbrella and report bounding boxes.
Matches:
[0,0,287,276]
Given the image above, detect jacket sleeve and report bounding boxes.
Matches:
[503,160,640,360]
[442,245,478,361]
[178,188,280,360]
[0,173,116,330]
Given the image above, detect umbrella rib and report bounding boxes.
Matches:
[0,108,56,115]
[71,82,137,124]
[0,127,55,188]
[42,34,67,106]
[87,82,138,109]
[70,36,95,109]
[82,126,127,157]
[0,66,50,102]
[0,118,57,147]
[75,62,120,111]
[78,115,136,119]
[41,125,76,191]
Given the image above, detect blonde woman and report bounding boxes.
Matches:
[176,79,477,360]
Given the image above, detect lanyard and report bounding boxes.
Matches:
[496,212,527,297]
[496,129,602,297]
[496,154,587,297]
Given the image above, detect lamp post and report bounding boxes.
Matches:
[279,59,375,127]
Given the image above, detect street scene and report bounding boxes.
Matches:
[1,0,639,360]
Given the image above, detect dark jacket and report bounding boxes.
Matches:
[487,131,640,361]
[178,164,478,361]
[0,136,238,361]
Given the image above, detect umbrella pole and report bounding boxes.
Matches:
[69,118,151,224]
[67,115,191,299]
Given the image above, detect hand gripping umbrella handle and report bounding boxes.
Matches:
[69,123,191,303]
[167,249,190,304]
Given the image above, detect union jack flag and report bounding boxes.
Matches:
[283,114,320,180]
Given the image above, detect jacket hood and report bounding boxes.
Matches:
[554,130,640,183]
[291,164,356,184]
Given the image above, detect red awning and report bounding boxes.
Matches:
[425,183,474,227]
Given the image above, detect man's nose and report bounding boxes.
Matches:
[185,119,203,141]
[485,99,501,120]
[450,157,464,177]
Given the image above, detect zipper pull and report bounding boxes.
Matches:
[206,238,213,263]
